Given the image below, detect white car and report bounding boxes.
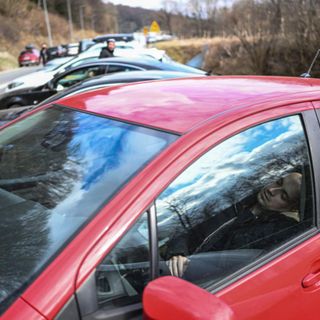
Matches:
[67,43,79,55]
[86,41,169,61]
[6,51,103,93]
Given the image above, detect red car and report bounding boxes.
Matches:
[18,45,40,67]
[1,76,320,319]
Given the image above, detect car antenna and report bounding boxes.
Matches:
[300,49,320,78]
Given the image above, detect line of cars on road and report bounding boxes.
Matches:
[7,39,199,93]
[18,43,79,67]
[18,32,164,68]
[1,38,207,116]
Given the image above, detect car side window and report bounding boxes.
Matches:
[95,212,150,309]
[107,65,140,74]
[156,115,314,288]
[54,66,105,90]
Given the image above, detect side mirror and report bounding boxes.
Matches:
[143,276,234,320]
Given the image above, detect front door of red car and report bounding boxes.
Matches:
[153,108,320,319]
[75,106,320,319]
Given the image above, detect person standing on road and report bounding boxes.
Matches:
[99,39,116,58]
[40,43,48,65]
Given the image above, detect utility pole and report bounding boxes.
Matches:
[67,0,74,42]
[79,5,85,35]
[91,14,96,31]
[43,0,53,46]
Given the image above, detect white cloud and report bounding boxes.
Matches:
[104,0,163,10]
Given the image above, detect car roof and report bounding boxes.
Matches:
[58,56,160,70]
[93,33,134,42]
[81,70,204,85]
[54,76,320,135]
[99,56,172,65]
[57,57,206,75]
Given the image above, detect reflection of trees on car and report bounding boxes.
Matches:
[0,109,79,305]
[0,104,178,310]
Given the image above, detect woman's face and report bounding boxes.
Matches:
[257,172,302,212]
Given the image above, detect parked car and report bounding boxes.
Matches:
[84,42,170,61]
[0,70,205,123]
[2,76,320,319]
[78,38,95,53]
[40,69,205,103]
[66,43,79,56]
[6,50,104,93]
[0,70,205,111]
[18,44,40,67]
[46,45,67,61]
[4,55,206,94]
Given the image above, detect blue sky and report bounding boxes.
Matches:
[104,0,163,10]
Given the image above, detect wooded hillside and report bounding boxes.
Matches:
[1,0,320,76]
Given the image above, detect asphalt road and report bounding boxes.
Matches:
[0,66,42,94]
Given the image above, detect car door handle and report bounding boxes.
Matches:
[302,271,320,288]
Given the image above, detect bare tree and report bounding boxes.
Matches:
[229,0,278,74]
[158,0,179,34]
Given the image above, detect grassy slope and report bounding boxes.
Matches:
[0,2,97,71]
[0,52,17,71]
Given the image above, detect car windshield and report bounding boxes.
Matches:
[0,105,177,312]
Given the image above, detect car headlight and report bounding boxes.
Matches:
[7,81,24,90]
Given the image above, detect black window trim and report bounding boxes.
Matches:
[148,203,159,280]
[304,108,320,229]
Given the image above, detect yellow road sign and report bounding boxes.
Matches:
[150,20,160,33]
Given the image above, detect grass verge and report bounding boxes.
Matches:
[0,52,18,71]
